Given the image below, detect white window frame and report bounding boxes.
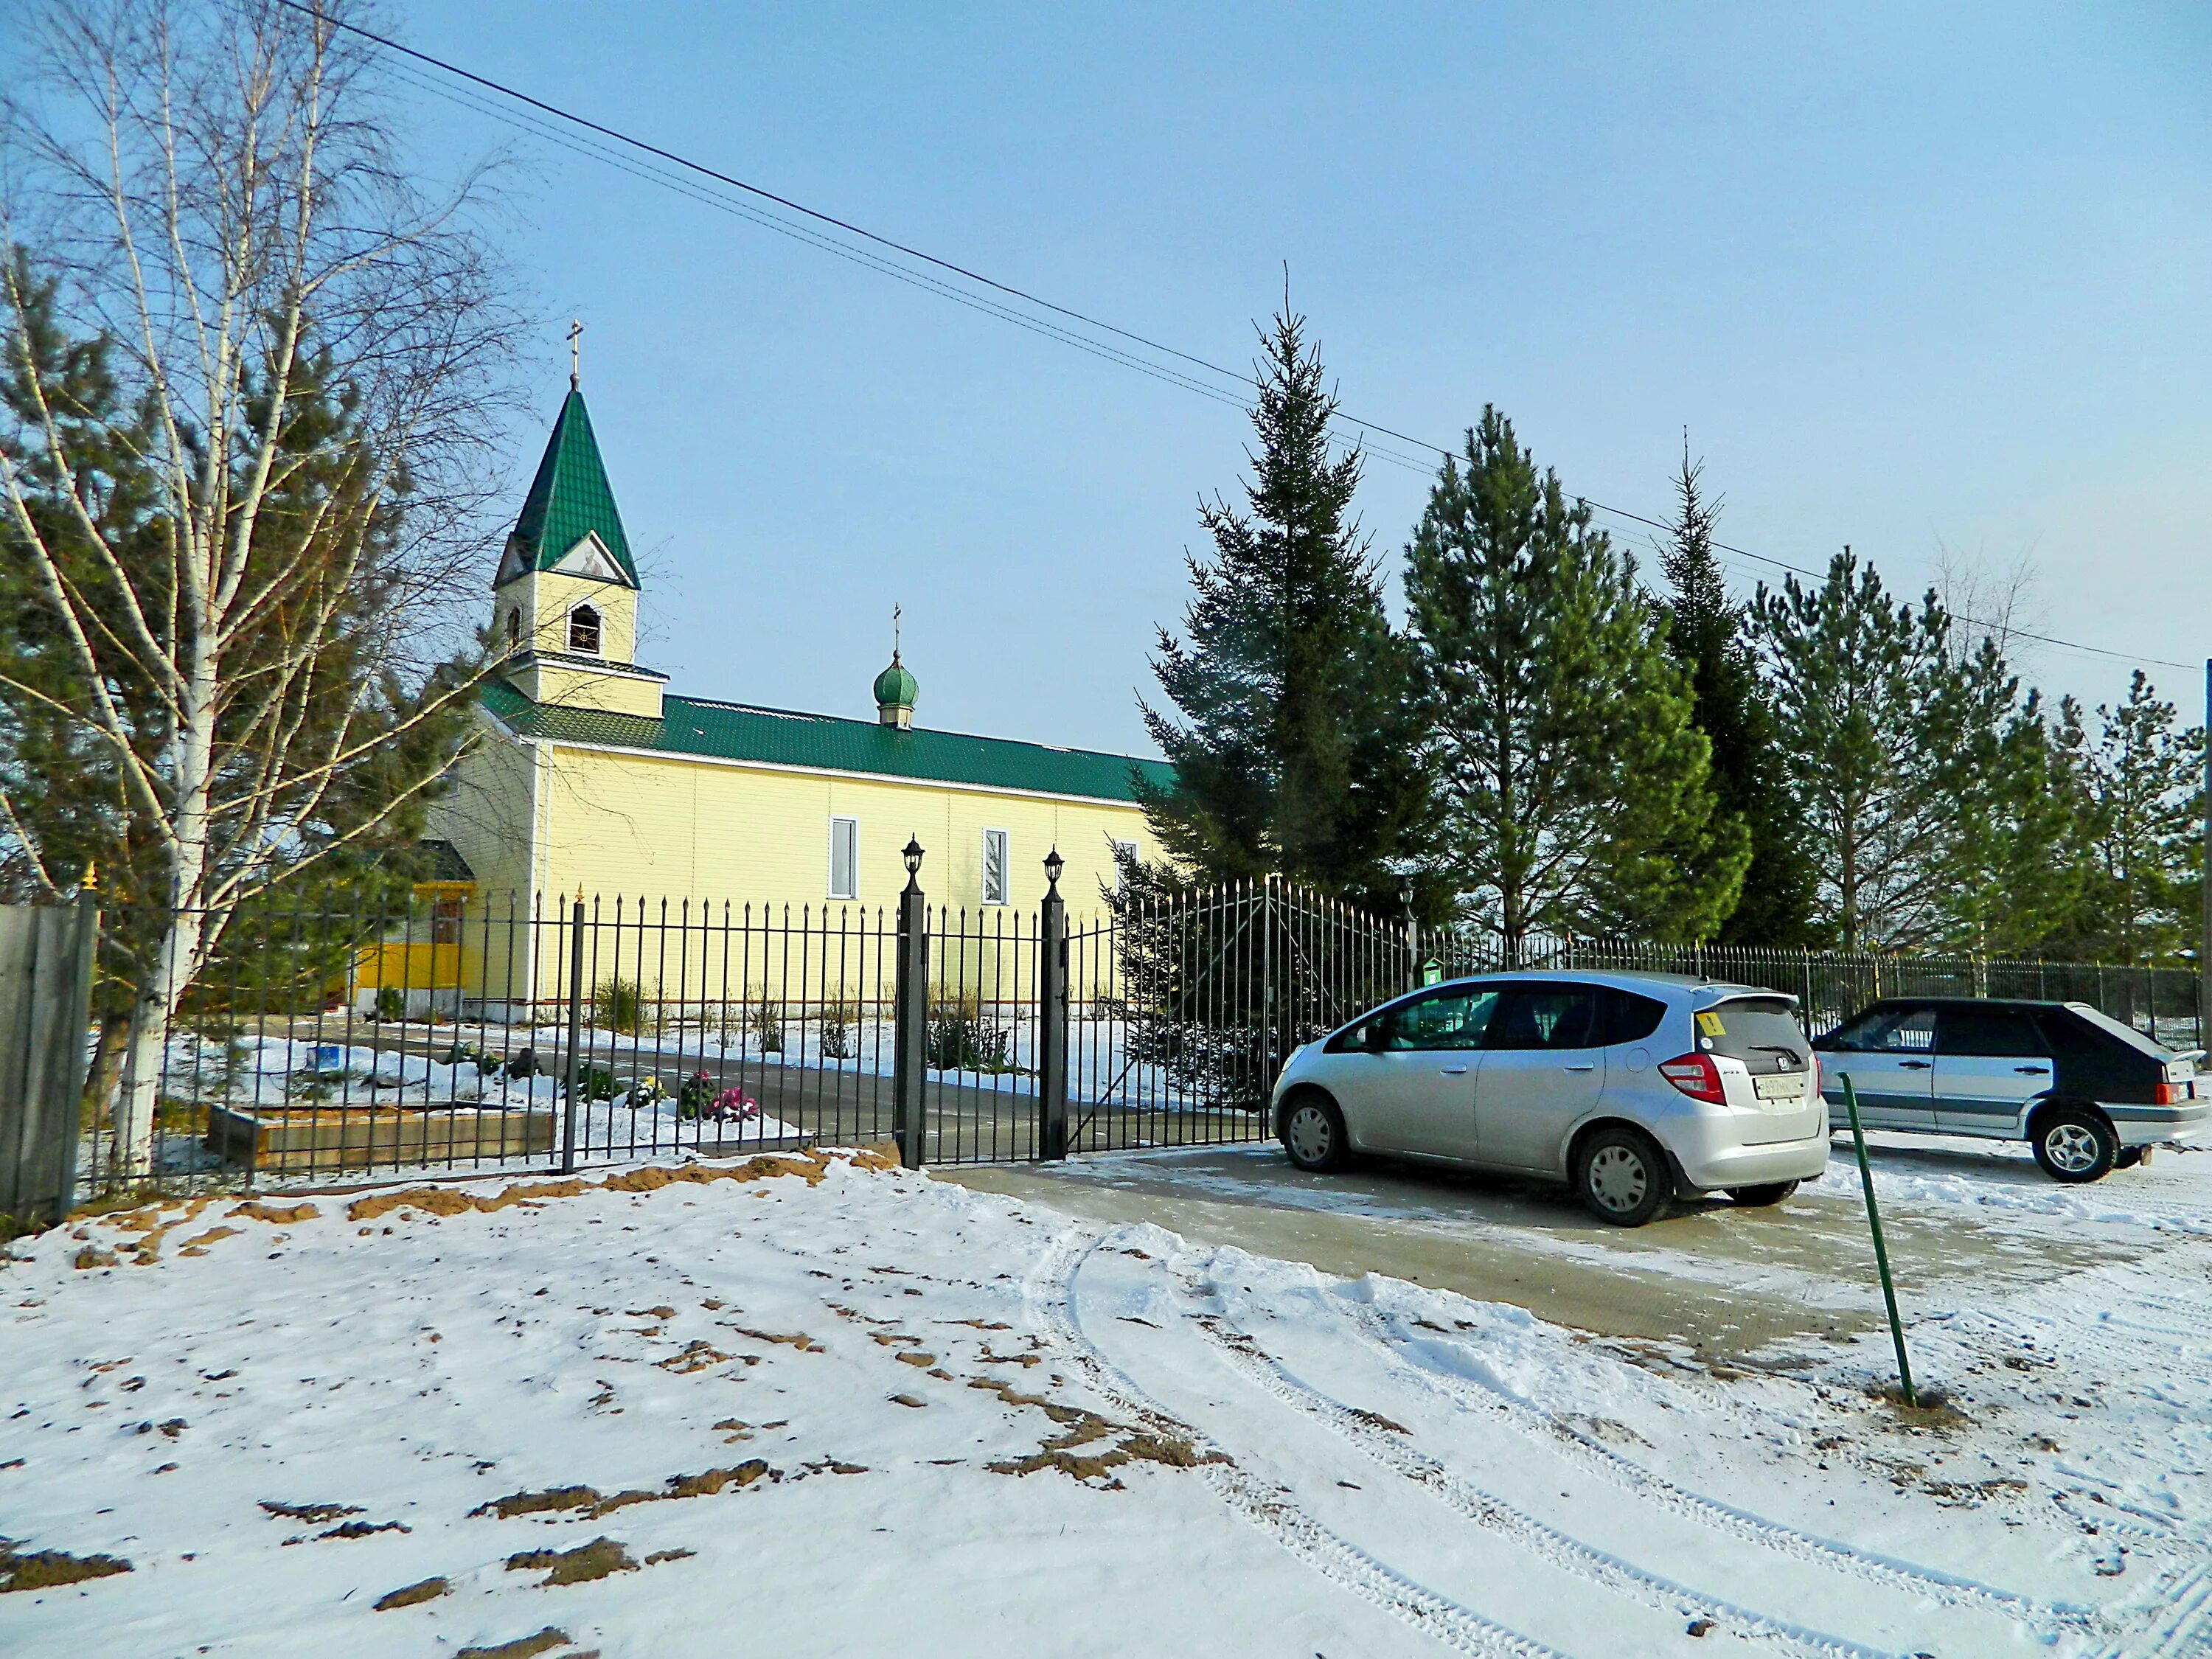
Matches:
[567,602,602,655]
[828,816,860,901]
[981,827,1010,906]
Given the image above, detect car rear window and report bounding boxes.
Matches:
[1693,996,1811,1070]
[2055,1004,2174,1060]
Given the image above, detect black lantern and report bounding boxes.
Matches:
[1043,846,1064,891]
[902,835,925,892]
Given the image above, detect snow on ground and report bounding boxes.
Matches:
[4,1144,2211,1657]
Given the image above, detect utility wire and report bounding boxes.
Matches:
[286,0,2197,676]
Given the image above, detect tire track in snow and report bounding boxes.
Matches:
[1163,1268,1886,1659]
[1321,1273,2093,1640]
[2083,1559,2212,1659]
[1021,1224,1568,1659]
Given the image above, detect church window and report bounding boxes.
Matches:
[505,607,521,649]
[568,604,602,655]
[981,828,1009,905]
[828,816,859,901]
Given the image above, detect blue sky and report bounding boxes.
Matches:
[385,0,2210,755]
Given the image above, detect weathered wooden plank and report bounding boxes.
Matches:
[0,900,97,1228]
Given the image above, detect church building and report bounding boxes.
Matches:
[417,380,1170,1006]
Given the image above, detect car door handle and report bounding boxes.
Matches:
[1439,1065,1470,1075]
[2015,1065,2050,1075]
[1898,1060,1932,1069]
[1563,1062,1596,1072]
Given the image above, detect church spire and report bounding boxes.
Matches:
[496,381,638,589]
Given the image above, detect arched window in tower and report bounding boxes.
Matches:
[568,604,602,655]
[505,607,521,650]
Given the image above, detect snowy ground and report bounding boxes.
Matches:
[4,1141,2210,1656]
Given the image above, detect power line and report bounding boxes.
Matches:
[285,0,2197,677]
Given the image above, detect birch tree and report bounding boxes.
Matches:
[0,0,518,1174]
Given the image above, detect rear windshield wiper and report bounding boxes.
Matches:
[1749,1043,1804,1065]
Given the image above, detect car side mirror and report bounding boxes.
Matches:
[1354,1022,1386,1052]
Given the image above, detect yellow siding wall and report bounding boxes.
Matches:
[496,569,639,663]
[428,724,1165,1008]
[534,743,1157,922]
[509,658,665,718]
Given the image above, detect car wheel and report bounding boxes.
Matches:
[1280,1091,1348,1173]
[1727,1180,1798,1208]
[2031,1105,2118,1183]
[1574,1125,1670,1226]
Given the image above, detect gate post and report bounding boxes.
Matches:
[893,838,929,1167]
[560,895,585,1175]
[0,894,100,1230]
[1037,851,1068,1161]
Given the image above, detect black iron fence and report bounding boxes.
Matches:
[65,854,2208,1201]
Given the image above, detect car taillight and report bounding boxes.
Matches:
[1809,1053,1820,1097]
[1659,1052,1727,1105]
[2155,1081,2180,1106]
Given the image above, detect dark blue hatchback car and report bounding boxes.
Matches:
[1813,998,2208,1183]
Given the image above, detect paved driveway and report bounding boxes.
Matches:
[943,1135,2207,1363]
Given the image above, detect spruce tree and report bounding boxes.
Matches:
[1137,305,1428,910]
[2081,672,2202,964]
[1405,408,1747,959]
[1658,442,1815,945]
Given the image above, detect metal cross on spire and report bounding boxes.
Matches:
[567,319,583,389]
[892,602,901,661]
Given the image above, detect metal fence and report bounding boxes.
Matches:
[64,858,2208,1202]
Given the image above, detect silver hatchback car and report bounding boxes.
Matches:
[1269,970,1829,1225]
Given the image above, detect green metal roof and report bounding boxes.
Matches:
[509,389,638,584]
[481,678,1171,804]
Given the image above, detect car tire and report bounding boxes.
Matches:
[1574,1124,1670,1227]
[2031,1105,2118,1184]
[1280,1090,1348,1173]
[1727,1180,1798,1208]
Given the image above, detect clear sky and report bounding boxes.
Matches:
[389,1,2211,754]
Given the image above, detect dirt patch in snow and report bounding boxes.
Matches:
[342,1147,897,1225]
[229,1201,320,1225]
[473,1461,778,1520]
[456,1628,577,1658]
[506,1536,639,1587]
[373,1575,449,1610]
[1,1537,132,1593]
[260,1500,361,1523]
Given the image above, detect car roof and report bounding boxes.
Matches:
[1852,995,2075,1011]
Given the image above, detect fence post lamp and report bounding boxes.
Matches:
[1401,880,1419,992]
[894,838,928,1166]
[1038,849,1068,1161]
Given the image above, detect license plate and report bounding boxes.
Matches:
[1753,1073,1807,1102]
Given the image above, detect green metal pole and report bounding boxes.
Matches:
[1838,1072,1915,1407]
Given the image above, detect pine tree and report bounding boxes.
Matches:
[1657,441,1815,945]
[1137,303,1429,910]
[1754,550,1968,950]
[1405,408,1747,960]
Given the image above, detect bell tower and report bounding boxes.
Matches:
[493,340,665,720]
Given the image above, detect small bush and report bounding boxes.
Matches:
[819,1001,856,1060]
[926,1012,1011,1073]
[571,1065,616,1102]
[372,987,405,1023]
[747,1004,784,1054]
[593,978,646,1036]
